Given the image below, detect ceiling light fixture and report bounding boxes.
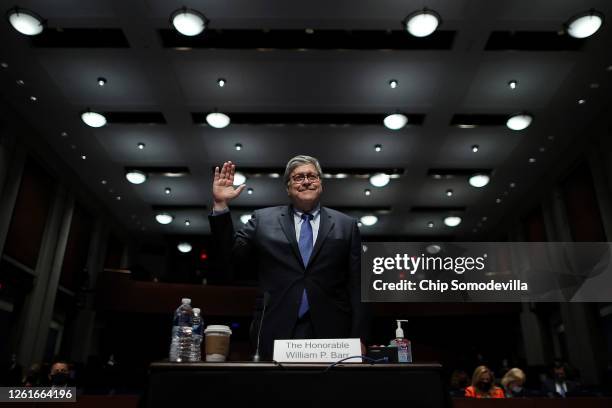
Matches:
[97,77,107,86]
[443,216,462,227]
[233,172,246,186]
[446,189,453,197]
[469,174,490,188]
[506,113,533,131]
[364,189,371,196]
[164,187,171,195]
[177,242,192,253]
[81,110,107,128]
[1,62,8,68]
[566,10,604,39]
[383,113,408,130]
[578,99,586,105]
[247,188,254,195]
[235,143,242,151]
[240,214,252,224]
[529,157,536,163]
[185,219,190,226]
[472,145,479,153]
[170,7,208,37]
[508,80,517,89]
[360,215,378,226]
[7,7,45,36]
[81,155,87,160]
[16,79,24,86]
[389,79,398,89]
[137,142,145,150]
[403,9,441,37]
[217,78,226,87]
[374,144,382,152]
[126,170,147,184]
[427,221,434,228]
[206,111,230,128]
[369,173,390,187]
[155,213,174,224]
[29,96,37,102]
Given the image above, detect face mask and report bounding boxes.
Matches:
[511,386,523,394]
[51,373,69,386]
[478,381,492,391]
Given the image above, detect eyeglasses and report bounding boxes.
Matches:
[291,173,320,183]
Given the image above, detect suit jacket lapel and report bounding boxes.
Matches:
[279,205,305,268]
[310,207,334,266]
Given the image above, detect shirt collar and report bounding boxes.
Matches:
[293,204,320,219]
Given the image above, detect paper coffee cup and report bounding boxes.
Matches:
[204,325,232,362]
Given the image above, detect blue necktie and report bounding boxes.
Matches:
[298,213,313,317]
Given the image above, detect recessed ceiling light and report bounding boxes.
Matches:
[469,174,490,188]
[590,82,600,89]
[495,198,502,204]
[233,171,246,186]
[443,216,461,227]
[446,189,453,197]
[364,189,371,196]
[360,215,378,226]
[578,99,586,105]
[472,145,479,153]
[217,78,226,87]
[1,62,8,69]
[374,144,382,152]
[177,242,192,253]
[29,96,37,101]
[566,10,604,39]
[16,79,24,86]
[164,187,171,195]
[482,216,488,221]
[335,173,348,179]
[137,142,145,150]
[235,143,242,151]
[403,9,441,38]
[126,170,147,184]
[206,112,230,128]
[61,131,68,137]
[509,182,516,188]
[539,146,546,152]
[607,65,612,72]
[70,144,76,149]
[457,124,477,129]
[547,135,555,141]
[506,113,533,131]
[240,214,252,224]
[97,77,107,86]
[369,173,390,187]
[389,79,398,89]
[247,188,254,195]
[115,196,121,201]
[81,111,107,128]
[357,222,363,227]
[383,113,408,130]
[170,7,208,37]
[508,80,518,89]
[155,213,174,224]
[7,7,45,36]
[427,221,434,228]
[81,155,87,160]
[529,157,536,163]
[269,173,280,178]
[305,28,314,34]
[185,219,191,226]
[101,180,107,185]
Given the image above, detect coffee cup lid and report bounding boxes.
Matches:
[204,325,232,335]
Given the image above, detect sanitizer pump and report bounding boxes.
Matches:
[394,319,412,363]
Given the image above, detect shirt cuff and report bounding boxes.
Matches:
[211,207,230,216]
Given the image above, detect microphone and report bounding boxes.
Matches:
[252,292,270,362]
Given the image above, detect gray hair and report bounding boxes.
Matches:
[283,155,323,186]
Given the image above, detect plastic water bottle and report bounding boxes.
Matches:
[189,308,203,362]
[169,298,193,362]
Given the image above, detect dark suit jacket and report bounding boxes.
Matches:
[209,205,369,358]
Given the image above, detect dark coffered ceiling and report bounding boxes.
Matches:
[1,0,612,241]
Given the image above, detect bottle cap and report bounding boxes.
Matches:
[396,319,408,338]
[181,298,191,304]
[193,308,201,314]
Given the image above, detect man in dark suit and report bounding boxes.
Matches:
[209,155,369,359]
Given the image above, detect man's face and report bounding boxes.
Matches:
[50,363,69,376]
[287,163,322,210]
[554,367,566,381]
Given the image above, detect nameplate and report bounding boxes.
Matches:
[273,338,362,363]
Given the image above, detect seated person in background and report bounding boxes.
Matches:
[48,361,71,388]
[449,369,470,397]
[501,368,527,397]
[542,362,580,397]
[465,365,505,398]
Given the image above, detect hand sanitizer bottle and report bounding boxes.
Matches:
[395,319,412,363]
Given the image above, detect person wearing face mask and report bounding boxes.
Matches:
[464,365,505,398]
[501,368,527,398]
[48,361,71,388]
[209,156,370,359]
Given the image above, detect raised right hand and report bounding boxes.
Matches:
[212,161,246,210]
